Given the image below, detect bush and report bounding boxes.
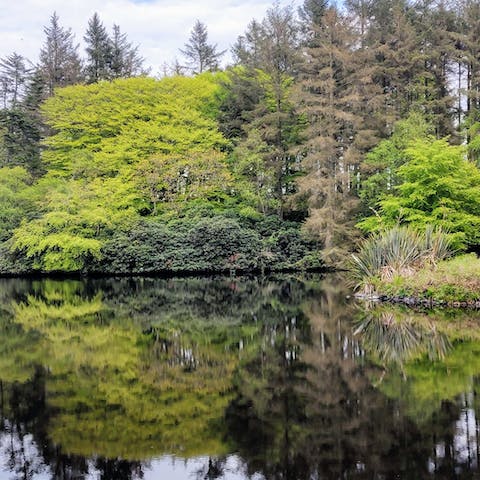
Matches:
[97,217,263,273]
[350,226,454,290]
[95,215,323,274]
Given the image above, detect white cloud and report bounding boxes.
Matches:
[0,0,294,74]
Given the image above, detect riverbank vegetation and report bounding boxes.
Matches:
[351,226,480,303]
[1,2,480,275]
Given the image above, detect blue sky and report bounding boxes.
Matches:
[0,0,295,74]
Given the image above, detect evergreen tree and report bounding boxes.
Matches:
[0,109,41,173]
[232,19,265,69]
[0,53,29,108]
[180,20,225,73]
[228,4,301,216]
[84,13,112,83]
[39,12,82,96]
[344,0,374,46]
[456,0,480,161]
[411,0,457,137]
[0,56,43,174]
[110,24,144,78]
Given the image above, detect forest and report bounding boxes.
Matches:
[1,0,480,275]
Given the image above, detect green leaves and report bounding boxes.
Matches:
[359,126,480,250]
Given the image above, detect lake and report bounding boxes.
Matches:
[0,274,479,479]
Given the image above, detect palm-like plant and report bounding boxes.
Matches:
[350,226,454,291]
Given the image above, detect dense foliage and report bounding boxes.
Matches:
[1,0,480,273]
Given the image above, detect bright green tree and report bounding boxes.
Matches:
[359,138,480,249]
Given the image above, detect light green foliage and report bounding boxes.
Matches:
[7,75,236,272]
[41,75,227,175]
[359,113,433,214]
[135,151,232,216]
[0,166,33,242]
[11,176,137,271]
[359,138,480,249]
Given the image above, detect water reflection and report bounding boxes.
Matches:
[0,275,478,479]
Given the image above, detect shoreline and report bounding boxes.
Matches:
[0,265,331,280]
[354,293,480,309]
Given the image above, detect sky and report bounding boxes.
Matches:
[0,0,294,75]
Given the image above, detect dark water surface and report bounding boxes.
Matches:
[0,274,479,479]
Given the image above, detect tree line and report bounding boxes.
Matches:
[1,0,480,273]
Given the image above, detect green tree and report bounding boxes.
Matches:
[180,20,225,74]
[0,52,30,108]
[359,138,480,249]
[359,113,433,214]
[0,108,42,173]
[39,12,82,96]
[9,75,231,272]
[110,24,144,78]
[229,4,301,216]
[84,13,111,83]
[0,166,33,242]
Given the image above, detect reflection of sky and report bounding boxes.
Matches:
[0,428,50,480]
[1,399,479,479]
[429,391,479,474]
[144,456,264,480]
[0,428,264,480]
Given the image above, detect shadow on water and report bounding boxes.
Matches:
[0,274,479,479]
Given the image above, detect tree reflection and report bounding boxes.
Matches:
[0,276,478,479]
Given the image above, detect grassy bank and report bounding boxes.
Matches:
[369,254,480,304]
[350,227,480,305]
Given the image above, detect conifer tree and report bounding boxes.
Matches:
[0,53,29,108]
[39,12,82,96]
[228,4,301,216]
[295,4,367,260]
[456,0,480,161]
[180,20,225,73]
[110,24,144,78]
[0,55,42,174]
[84,13,112,83]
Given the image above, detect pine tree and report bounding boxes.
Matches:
[39,12,82,96]
[344,0,375,46]
[456,0,480,161]
[180,20,225,74]
[0,55,42,174]
[228,4,301,216]
[110,24,144,78]
[84,13,112,83]
[0,53,29,108]
[295,4,368,261]
[232,20,266,69]
[411,0,457,137]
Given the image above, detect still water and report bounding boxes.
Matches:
[0,274,479,479]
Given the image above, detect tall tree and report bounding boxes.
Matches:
[232,19,266,69]
[84,13,112,83]
[0,56,43,174]
[227,4,301,216]
[39,12,82,96]
[344,0,375,46]
[0,53,29,108]
[456,0,480,162]
[180,20,225,74]
[110,24,144,78]
[295,4,374,261]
